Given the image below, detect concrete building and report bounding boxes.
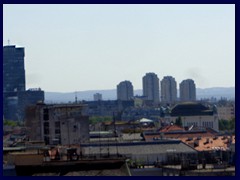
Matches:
[179,79,196,102]
[161,76,177,104]
[170,102,219,132]
[81,140,197,165]
[142,73,160,104]
[3,45,44,121]
[25,103,89,145]
[217,105,235,120]
[3,45,25,120]
[93,93,102,101]
[133,96,144,107]
[3,45,25,93]
[17,88,45,120]
[117,81,134,101]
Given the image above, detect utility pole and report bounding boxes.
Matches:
[113,112,119,157]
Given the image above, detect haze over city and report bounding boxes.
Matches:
[3,4,235,92]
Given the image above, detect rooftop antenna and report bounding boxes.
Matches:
[75,91,78,103]
[8,39,10,45]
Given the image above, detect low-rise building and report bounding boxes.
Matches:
[81,140,198,165]
[142,124,235,154]
[25,103,89,145]
[217,105,235,120]
[93,93,102,101]
[170,102,219,132]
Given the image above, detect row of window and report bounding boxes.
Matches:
[202,121,214,128]
[186,121,214,128]
[44,122,61,135]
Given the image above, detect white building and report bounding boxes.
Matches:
[170,102,219,132]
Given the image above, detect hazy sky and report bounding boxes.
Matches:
[3,4,235,92]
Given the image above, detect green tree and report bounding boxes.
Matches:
[229,118,235,131]
[175,116,182,126]
[3,120,17,127]
[89,116,112,125]
[219,118,235,131]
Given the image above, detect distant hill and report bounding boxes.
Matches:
[44,87,235,103]
[44,90,117,103]
[196,87,235,100]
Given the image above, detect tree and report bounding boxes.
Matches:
[89,116,112,125]
[219,118,235,132]
[219,119,229,131]
[229,118,235,131]
[175,116,182,126]
[3,120,17,127]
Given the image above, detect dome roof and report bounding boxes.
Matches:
[171,102,213,116]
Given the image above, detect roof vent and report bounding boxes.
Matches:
[213,136,218,140]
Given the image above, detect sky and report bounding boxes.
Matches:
[3,4,235,92]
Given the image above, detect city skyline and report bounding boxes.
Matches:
[3,4,235,92]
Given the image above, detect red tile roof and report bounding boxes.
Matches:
[143,134,235,151]
[143,125,234,151]
[160,125,184,132]
[181,136,235,151]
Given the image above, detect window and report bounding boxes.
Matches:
[44,128,49,135]
[44,136,50,145]
[55,121,60,128]
[44,122,49,135]
[43,108,49,120]
[55,129,61,134]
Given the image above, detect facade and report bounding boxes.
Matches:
[93,93,102,101]
[25,103,89,145]
[17,88,45,120]
[3,45,25,93]
[217,105,235,120]
[179,79,196,102]
[170,102,219,132]
[161,76,177,104]
[133,96,144,107]
[3,45,25,120]
[142,73,160,104]
[117,81,134,101]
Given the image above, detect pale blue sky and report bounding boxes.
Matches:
[3,4,235,92]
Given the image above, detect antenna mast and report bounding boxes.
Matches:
[75,91,78,103]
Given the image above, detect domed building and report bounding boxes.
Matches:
[170,102,219,132]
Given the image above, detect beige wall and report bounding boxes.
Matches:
[170,115,219,132]
[217,106,235,120]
